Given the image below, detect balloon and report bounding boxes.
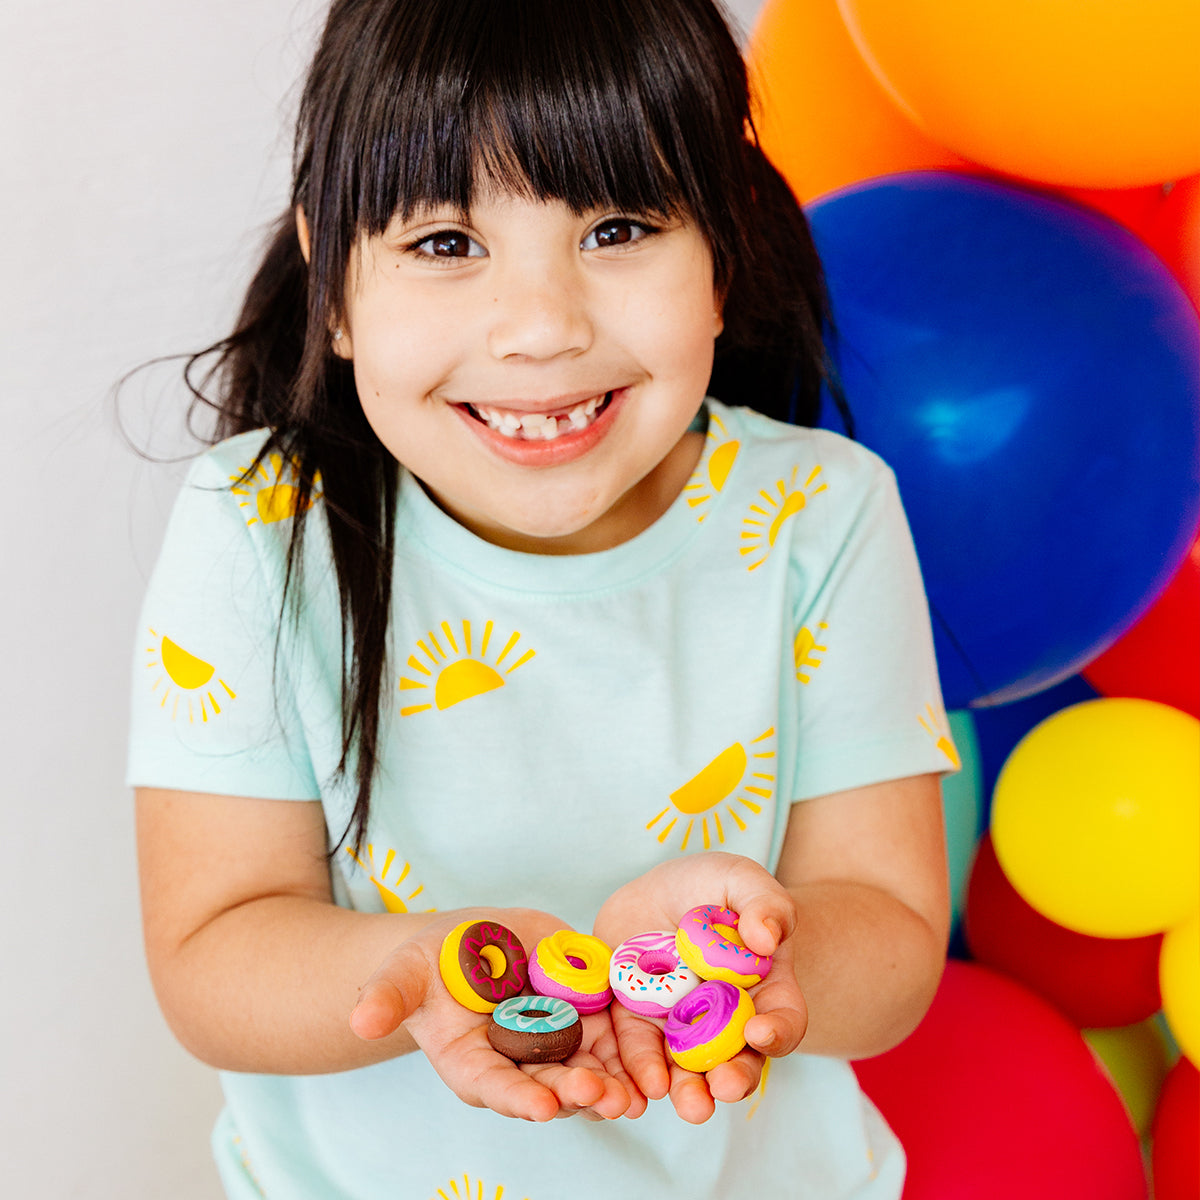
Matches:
[746,0,965,203]
[1083,1019,1172,1138]
[965,833,1162,1028]
[1150,176,1200,311]
[835,0,1200,188]
[1084,531,1200,718]
[1160,915,1200,1068]
[991,699,1200,938]
[1151,1057,1200,1200]
[940,710,982,929]
[810,173,1200,707]
[852,961,1147,1200]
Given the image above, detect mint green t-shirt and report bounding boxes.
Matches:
[128,400,956,1199]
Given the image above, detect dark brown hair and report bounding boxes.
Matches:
[185,0,844,852]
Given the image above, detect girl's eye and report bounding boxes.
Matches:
[411,230,485,259]
[582,218,654,251]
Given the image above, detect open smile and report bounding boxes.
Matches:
[463,392,614,441]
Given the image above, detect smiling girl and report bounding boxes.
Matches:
[129,2,954,1196]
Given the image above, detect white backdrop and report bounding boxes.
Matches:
[2,0,765,1194]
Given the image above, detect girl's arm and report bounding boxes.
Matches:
[594,772,948,1123]
[136,787,638,1121]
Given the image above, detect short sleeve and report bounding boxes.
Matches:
[788,461,959,800]
[126,440,321,800]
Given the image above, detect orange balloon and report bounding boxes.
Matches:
[747,0,965,203]
[836,0,1200,189]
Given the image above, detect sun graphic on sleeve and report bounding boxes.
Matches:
[145,628,236,723]
[647,729,776,850]
[740,464,827,571]
[345,845,434,913]
[230,453,321,527]
[794,622,829,684]
[431,1176,528,1200]
[683,411,741,523]
[399,620,535,717]
[918,704,961,769]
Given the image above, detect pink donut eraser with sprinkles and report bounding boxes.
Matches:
[675,904,772,987]
[608,931,701,1018]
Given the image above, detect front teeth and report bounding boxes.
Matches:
[472,394,606,440]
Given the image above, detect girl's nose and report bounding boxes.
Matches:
[486,261,595,361]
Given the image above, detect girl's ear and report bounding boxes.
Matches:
[296,205,353,359]
[295,205,312,263]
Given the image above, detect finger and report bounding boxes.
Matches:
[581,1014,649,1118]
[610,1005,671,1101]
[524,1061,609,1112]
[528,1046,635,1121]
[744,949,808,1057]
[350,941,432,1040]
[720,870,799,957]
[705,1047,763,1104]
[438,1027,565,1122]
[666,1061,716,1125]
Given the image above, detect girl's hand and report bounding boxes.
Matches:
[349,909,645,1123]
[593,853,808,1124]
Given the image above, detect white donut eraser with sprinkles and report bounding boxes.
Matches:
[609,930,701,1018]
[675,904,772,987]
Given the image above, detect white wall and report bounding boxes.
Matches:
[2,0,765,1194]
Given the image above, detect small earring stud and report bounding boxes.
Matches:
[333,328,344,341]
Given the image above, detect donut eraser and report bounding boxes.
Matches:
[609,931,701,1018]
[675,904,772,987]
[529,930,613,1015]
[438,919,529,1014]
[487,995,583,1063]
[664,979,755,1073]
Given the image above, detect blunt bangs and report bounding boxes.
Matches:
[298,0,751,265]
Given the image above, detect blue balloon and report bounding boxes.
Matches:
[809,172,1200,708]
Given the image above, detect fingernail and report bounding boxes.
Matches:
[764,917,783,944]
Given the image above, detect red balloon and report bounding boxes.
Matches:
[853,961,1147,1200]
[964,834,1163,1027]
[1151,1057,1199,1200]
[1148,175,1200,312]
[1083,531,1200,719]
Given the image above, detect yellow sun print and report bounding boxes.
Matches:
[399,620,535,717]
[145,628,236,723]
[740,464,827,571]
[646,729,776,850]
[345,845,435,913]
[230,453,320,526]
[683,411,741,523]
[431,1176,527,1200]
[918,704,961,769]
[794,622,829,683]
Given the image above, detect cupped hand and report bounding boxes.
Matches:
[594,853,808,1122]
[350,908,645,1122]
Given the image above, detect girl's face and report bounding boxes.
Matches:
[331,189,723,554]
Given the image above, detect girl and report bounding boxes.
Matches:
[129,1,954,1196]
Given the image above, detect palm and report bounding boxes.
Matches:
[353,908,641,1121]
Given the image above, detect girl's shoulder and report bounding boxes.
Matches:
[707,400,895,491]
[163,428,323,566]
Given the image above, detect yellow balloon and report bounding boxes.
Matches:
[836,0,1200,188]
[746,0,966,204]
[1083,1019,1172,1137]
[992,699,1200,938]
[1161,914,1200,1069]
